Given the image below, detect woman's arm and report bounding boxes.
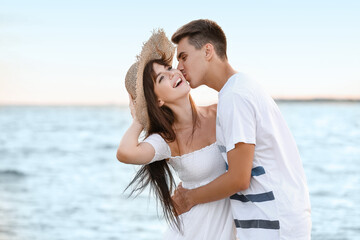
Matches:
[116,96,155,165]
[116,120,155,165]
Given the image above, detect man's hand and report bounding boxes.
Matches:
[171,143,254,210]
[172,183,194,215]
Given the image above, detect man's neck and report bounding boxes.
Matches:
[204,59,237,92]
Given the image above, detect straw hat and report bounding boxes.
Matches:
[125,29,175,131]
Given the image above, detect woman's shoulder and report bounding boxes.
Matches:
[198,104,217,126]
[143,133,172,160]
[144,133,168,146]
[199,104,217,117]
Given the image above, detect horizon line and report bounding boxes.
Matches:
[0,97,360,107]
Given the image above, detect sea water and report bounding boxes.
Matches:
[0,102,359,240]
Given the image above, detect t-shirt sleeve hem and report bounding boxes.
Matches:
[226,138,256,153]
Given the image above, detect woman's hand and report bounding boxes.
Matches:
[128,94,137,120]
[128,94,143,127]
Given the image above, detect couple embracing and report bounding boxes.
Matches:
[117,19,311,240]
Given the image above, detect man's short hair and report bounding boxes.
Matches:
[171,19,227,60]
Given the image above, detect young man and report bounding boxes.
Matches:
[171,19,311,239]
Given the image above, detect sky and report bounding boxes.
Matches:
[0,0,359,105]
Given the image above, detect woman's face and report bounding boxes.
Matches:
[152,62,190,106]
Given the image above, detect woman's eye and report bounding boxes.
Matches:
[167,66,172,71]
[159,76,164,83]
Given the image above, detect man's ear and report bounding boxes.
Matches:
[204,43,214,60]
[158,99,165,107]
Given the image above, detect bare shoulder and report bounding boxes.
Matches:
[198,104,217,124]
[208,103,217,114]
[199,104,217,117]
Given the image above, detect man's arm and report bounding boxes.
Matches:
[173,142,254,215]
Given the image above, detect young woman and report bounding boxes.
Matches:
[117,29,235,240]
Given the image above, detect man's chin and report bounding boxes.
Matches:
[190,83,201,89]
[188,81,198,89]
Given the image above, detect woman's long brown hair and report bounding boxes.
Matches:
[126,53,198,231]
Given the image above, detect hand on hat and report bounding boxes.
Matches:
[128,94,143,128]
[128,94,137,119]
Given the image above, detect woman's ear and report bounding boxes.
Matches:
[158,99,165,107]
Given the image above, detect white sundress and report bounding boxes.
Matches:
[144,134,236,240]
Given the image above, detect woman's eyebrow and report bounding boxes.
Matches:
[155,66,167,80]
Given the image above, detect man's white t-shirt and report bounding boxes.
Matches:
[216,73,311,239]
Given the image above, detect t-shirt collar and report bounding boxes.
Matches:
[219,72,240,96]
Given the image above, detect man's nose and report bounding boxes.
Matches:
[177,62,183,71]
[177,63,186,76]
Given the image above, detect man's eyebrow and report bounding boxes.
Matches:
[177,52,185,60]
